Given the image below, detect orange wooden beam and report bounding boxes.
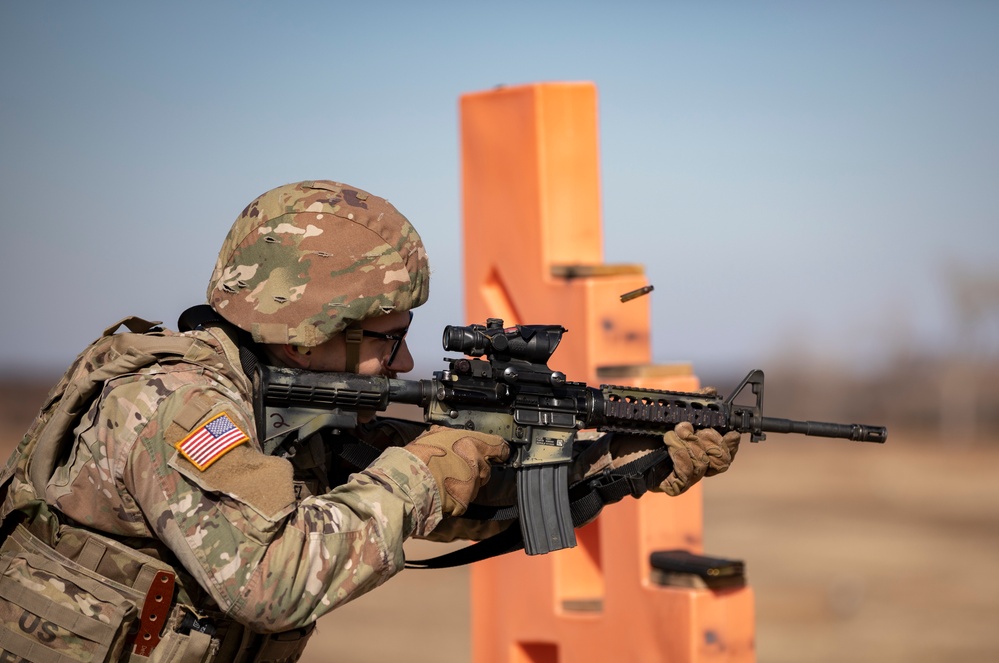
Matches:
[461,82,755,662]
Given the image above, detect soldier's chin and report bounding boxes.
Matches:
[357,410,377,424]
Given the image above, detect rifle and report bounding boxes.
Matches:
[253,318,887,556]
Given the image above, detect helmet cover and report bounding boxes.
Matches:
[208,180,430,346]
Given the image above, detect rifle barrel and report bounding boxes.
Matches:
[760,417,887,443]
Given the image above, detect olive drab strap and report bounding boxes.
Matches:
[344,328,364,374]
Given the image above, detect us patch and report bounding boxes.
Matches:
[176,412,249,471]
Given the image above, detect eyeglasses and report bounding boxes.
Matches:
[359,312,413,367]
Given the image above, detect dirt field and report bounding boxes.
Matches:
[305,433,998,663]
[2,382,997,662]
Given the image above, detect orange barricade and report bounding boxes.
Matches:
[461,82,755,662]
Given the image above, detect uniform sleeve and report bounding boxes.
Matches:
[116,379,443,633]
[356,418,522,543]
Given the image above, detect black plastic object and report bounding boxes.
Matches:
[649,550,746,590]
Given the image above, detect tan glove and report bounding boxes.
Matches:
[404,425,510,517]
[594,421,741,497]
[657,422,741,496]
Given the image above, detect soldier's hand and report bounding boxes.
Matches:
[404,426,510,517]
[656,422,741,496]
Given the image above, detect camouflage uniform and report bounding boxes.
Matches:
[0,182,452,661]
[0,317,451,660]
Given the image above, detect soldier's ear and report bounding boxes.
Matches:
[275,344,311,369]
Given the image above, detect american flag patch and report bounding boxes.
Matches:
[176,412,249,471]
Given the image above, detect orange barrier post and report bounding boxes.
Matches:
[461,82,755,662]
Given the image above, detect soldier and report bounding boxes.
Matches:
[0,180,738,662]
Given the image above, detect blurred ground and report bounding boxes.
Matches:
[1,380,997,662]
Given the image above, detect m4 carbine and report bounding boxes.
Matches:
[254,318,887,556]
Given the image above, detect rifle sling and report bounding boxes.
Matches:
[404,522,525,569]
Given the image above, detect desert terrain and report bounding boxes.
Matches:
[1,379,996,662]
[309,432,998,663]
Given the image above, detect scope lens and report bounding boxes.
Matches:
[443,325,488,355]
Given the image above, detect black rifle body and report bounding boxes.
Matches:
[255,320,886,556]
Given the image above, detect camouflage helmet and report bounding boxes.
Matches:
[208,180,430,347]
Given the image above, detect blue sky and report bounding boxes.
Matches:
[2,2,997,377]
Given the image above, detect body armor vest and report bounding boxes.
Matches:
[0,317,311,663]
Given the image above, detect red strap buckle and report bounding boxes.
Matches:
[134,570,176,656]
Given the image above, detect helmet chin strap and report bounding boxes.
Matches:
[344,328,364,373]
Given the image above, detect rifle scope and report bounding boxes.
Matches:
[442,318,566,364]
